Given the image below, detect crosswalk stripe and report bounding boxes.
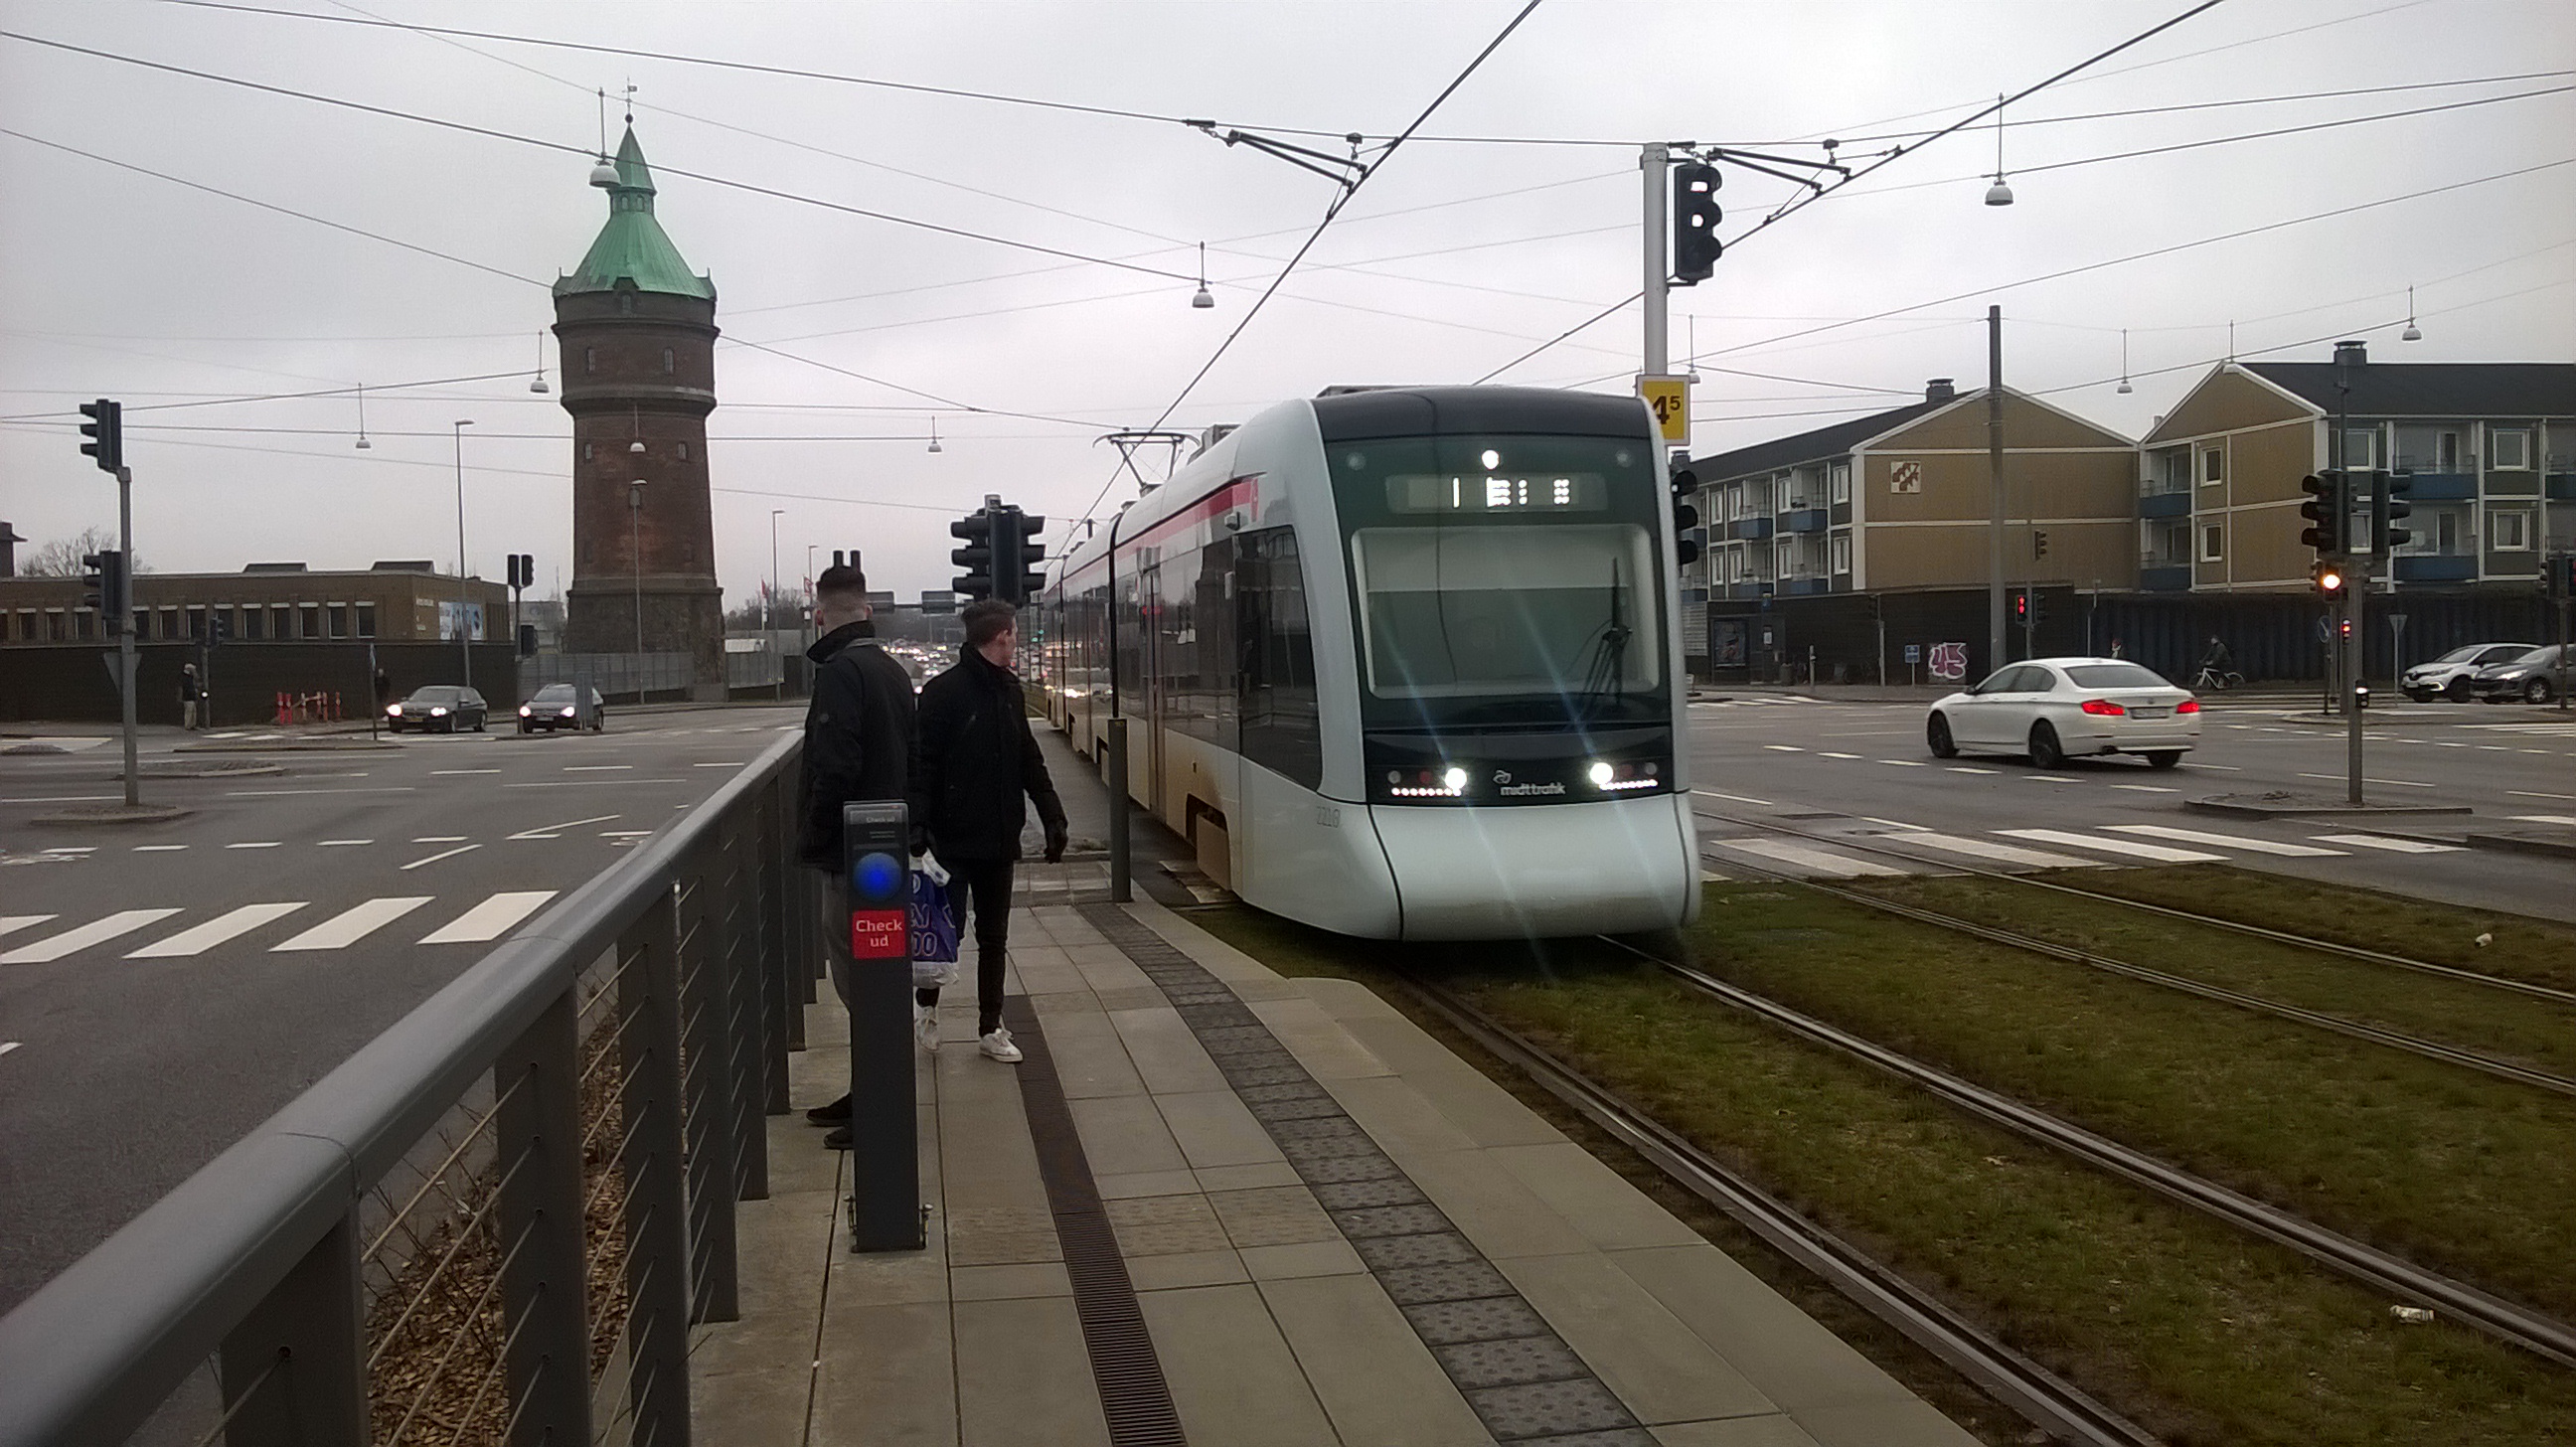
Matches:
[0,909,183,965]
[2309,833,2466,854]
[2509,815,2576,827]
[1998,829,2224,864]
[273,897,434,952]
[1889,832,2101,869]
[2104,824,2346,858]
[0,915,61,941]
[1706,838,1907,879]
[419,891,559,945]
[127,903,309,959]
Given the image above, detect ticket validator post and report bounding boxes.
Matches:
[841,801,924,1251]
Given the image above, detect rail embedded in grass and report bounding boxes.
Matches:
[1187,903,2576,1447]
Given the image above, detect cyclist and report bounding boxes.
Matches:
[2196,635,2237,690]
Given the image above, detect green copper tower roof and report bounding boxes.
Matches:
[553,127,716,301]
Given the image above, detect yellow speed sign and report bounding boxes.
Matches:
[1637,375,1689,445]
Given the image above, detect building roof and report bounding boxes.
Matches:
[2242,361,2576,417]
[553,127,716,302]
[1688,395,1954,480]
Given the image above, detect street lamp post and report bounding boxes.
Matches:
[451,420,475,689]
[769,508,785,701]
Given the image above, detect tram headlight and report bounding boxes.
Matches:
[1441,766,1468,791]
[1588,761,1614,788]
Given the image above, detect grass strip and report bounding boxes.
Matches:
[2044,865,2576,993]
[1189,902,2576,1447]
[1849,869,2576,1081]
[1682,882,2576,1323]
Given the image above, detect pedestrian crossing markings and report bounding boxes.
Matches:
[1697,821,2470,880]
[0,890,559,964]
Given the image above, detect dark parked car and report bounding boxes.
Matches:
[387,685,488,733]
[2471,645,2568,705]
[518,683,606,733]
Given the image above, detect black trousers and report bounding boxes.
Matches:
[916,858,1014,1036]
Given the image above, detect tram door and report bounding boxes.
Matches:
[1139,562,1167,821]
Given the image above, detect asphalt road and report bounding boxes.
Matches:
[1685,693,2576,921]
[0,704,804,1315]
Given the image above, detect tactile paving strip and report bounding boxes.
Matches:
[1077,903,1655,1445]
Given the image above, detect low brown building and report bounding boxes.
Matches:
[0,561,510,647]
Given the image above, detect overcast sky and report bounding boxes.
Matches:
[3,0,2569,604]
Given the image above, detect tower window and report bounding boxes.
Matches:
[619,293,635,315]
[662,348,674,375]
[583,347,595,375]
[582,441,593,462]
[677,441,690,461]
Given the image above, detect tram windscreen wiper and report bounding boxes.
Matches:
[1572,558,1630,720]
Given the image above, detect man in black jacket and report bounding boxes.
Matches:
[910,598,1068,1063]
[797,564,917,1139]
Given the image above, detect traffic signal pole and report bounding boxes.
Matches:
[116,464,139,808]
[1641,142,1668,380]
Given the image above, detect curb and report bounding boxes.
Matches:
[2185,794,2474,820]
[28,804,195,825]
[2465,831,2576,861]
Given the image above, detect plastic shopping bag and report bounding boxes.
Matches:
[908,852,961,988]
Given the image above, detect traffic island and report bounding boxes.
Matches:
[114,761,285,781]
[2465,830,2576,862]
[27,802,193,825]
[2187,790,2473,820]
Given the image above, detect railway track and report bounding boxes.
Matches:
[1577,931,2576,1371]
[1395,974,2165,1447]
[1692,802,2576,1008]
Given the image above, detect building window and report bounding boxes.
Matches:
[2198,522,2224,563]
[2493,510,2530,551]
[158,606,178,640]
[328,603,349,638]
[296,603,319,639]
[241,605,263,641]
[355,602,377,638]
[1829,462,1851,505]
[2199,447,2223,485]
[2341,428,2379,470]
[1830,533,1852,573]
[661,348,674,374]
[2491,427,2531,470]
[584,347,596,375]
[272,605,293,640]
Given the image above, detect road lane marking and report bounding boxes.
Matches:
[2510,789,2576,801]
[227,842,281,850]
[2105,825,2345,857]
[1945,766,1998,774]
[0,1042,16,1057]
[564,764,633,771]
[402,844,482,871]
[1763,744,1804,752]
[132,844,189,852]
[0,795,121,804]
[504,779,688,788]
[318,839,374,847]
[1705,839,1907,878]
[1,909,183,964]
[431,768,501,775]
[1819,751,1863,759]
[1860,818,1925,832]
[273,897,433,951]
[1893,832,2101,869]
[1691,789,1774,806]
[2297,772,2434,788]
[410,836,469,844]
[599,830,656,838]
[1998,829,2223,863]
[1876,759,1927,767]
[226,787,416,797]
[2026,775,2078,783]
[693,761,745,767]
[0,916,61,941]
[419,890,558,944]
[2111,784,2179,793]
[2310,833,2466,853]
[127,903,309,958]
[2510,815,2576,827]
[39,847,95,855]
[508,814,619,841]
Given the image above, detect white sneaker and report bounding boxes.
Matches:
[914,1004,939,1053]
[978,1027,1023,1063]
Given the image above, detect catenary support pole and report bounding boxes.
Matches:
[116,465,138,807]
[1987,306,2007,671]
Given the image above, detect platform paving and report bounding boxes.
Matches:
[688,893,1980,1447]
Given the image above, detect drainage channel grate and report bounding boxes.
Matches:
[1004,997,1190,1447]
[1076,903,1656,1447]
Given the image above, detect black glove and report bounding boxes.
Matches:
[1044,823,1069,864]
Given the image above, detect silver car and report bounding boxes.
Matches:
[1928,658,2201,769]
[2401,642,2538,702]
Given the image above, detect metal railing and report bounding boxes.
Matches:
[0,733,822,1447]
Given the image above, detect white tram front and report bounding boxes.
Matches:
[1041,386,1699,941]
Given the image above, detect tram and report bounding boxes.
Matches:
[1039,386,1699,940]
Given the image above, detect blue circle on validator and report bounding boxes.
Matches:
[851,851,905,902]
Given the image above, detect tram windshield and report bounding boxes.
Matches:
[1335,433,1667,726]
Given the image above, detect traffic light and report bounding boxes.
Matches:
[2312,560,2346,594]
[2298,471,2346,558]
[2337,616,2354,641]
[832,550,862,570]
[1672,162,1722,284]
[2373,470,2413,554]
[78,399,122,474]
[1000,508,1047,606]
[950,510,995,600]
[505,553,534,589]
[1667,464,1700,567]
[2032,529,2049,561]
[80,549,127,622]
[2012,591,2030,625]
[2544,553,2576,600]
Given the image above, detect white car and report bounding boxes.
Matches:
[2401,642,2539,703]
[1927,658,2201,769]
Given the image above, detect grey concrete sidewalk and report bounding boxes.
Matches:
[689,896,1976,1447]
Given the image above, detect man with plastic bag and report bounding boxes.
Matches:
[909,598,1068,1063]
[794,563,916,1144]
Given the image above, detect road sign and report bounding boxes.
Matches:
[1637,375,1689,446]
[1902,644,1921,665]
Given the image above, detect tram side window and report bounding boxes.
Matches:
[1236,530,1321,789]
[1116,571,1145,701]
[1163,539,1236,746]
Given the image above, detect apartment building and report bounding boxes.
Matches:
[0,561,511,646]
[2138,349,2574,592]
